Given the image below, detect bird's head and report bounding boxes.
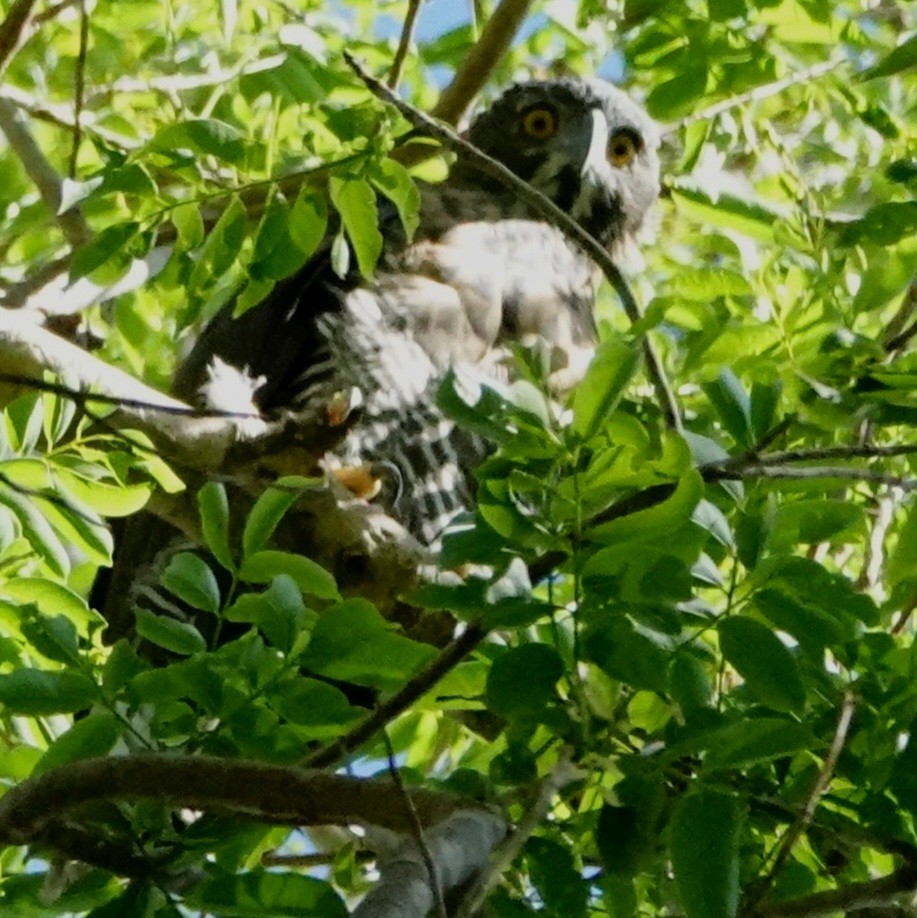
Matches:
[461,78,660,249]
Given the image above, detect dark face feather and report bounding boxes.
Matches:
[456,79,660,247]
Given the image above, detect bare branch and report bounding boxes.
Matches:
[345,53,682,432]
[431,0,535,126]
[68,0,89,177]
[387,0,424,90]
[0,85,140,149]
[726,443,917,466]
[745,692,856,915]
[706,464,917,491]
[456,753,585,917]
[353,809,507,918]
[753,866,917,917]
[84,53,288,102]
[383,731,447,918]
[671,57,843,133]
[0,98,92,247]
[0,0,39,78]
[302,624,488,769]
[0,754,480,846]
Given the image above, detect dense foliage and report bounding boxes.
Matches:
[0,0,916,915]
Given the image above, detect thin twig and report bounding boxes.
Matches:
[33,0,81,25]
[84,54,287,101]
[68,0,89,178]
[707,464,917,491]
[383,731,447,918]
[0,85,140,149]
[671,58,842,133]
[724,442,917,467]
[0,754,473,850]
[345,53,682,431]
[301,624,487,769]
[754,866,917,917]
[745,692,856,916]
[387,0,423,90]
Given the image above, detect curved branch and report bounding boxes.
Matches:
[431,0,535,126]
[0,754,481,847]
[0,0,39,77]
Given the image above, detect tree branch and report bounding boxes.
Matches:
[383,731,447,918]
[0,0,39,78]
[430,0,535,126]
[745,692,856,915]
[344,53,682,432]
[352,809,507,918]
[706,464,917,491]
[0,754,481,847]
[387,0,423,90]
[455,753,584,917]
[0,98,92,247]
[753,866,917,917]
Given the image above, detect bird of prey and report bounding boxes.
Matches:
[174,78,661,546]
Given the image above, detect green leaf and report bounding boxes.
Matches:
[329,176,383,279]
[300,599,435,690]
[21,612,80,664]
[251,195,310,281]
[771,499,864,548]
[289,189,328,257]
[1,578,101,635]
[860,33,917,81]
[240,550,339,600]
[670,655,712,716]
[587,471,703,545]
[54,468,152,517]
[887,503,917,588]
[584,615,672,693]
[486,644,563,723]
[597,805,652,878]
[837,201,917,247]
[224,575,312,652]
[670,788,742,918]
[270,678,361,737]
[198,482,234,572]
[0,484,70,576]
[702,718,811,770]
[161,552,221,613]
[153,118,247,164]
[70,222,139,281]
[647,69,707,120]
[703,369,752,446]
[527,837,587,918]
[191,195,247,291]
[34,712,120,775]
[718,616,805,713]
[671,181,780,241]
[189,869,346,917]
[134,608,207,655]
[572,338,641,441]
[370,158,421,240]
[0,669,97,714]
[242,477,314,557]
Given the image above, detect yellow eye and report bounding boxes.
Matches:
[522,108,556,139]
[608,131,638,167]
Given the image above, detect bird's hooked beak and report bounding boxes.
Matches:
[580,108,610,178]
